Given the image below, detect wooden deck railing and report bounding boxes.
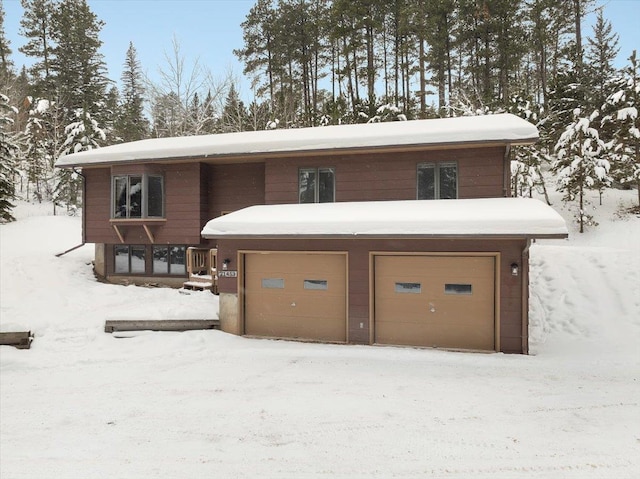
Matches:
[184,247,218,294]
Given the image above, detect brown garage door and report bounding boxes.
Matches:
[374,255,496,350]
[244,252,347,342]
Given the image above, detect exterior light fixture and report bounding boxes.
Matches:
[511,263,519,276]
[222,258,231,270]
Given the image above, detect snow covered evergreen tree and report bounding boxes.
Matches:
[506,93,552,201]
[601,50,640,209]
[55,107,106,211]
[0,93,19,223]
[23,97,51,201]
[553,109,611,232]
[0,0,14,83]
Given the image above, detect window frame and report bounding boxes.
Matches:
[152,245,187,276]
[114,244,147,275]
[416,162,458,200]
[112,174,165,219]
[299,167,335,203]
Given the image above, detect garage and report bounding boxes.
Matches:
[202,198,569,353]
[373,255,497,351]
[243,252,347,342]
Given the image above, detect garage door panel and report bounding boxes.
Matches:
[245,253,347,343]
[374,255,495,351]
[246,315,345,341]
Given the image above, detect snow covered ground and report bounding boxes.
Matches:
[1,190,639,478]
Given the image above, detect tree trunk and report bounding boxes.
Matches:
[574,0,583,75]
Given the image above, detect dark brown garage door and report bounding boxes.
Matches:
[244,252,347,342]
[374,255,496,351]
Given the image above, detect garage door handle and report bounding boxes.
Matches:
[291,302,296,307]
[429,302,436,313]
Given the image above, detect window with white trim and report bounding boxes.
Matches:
[417,163,457,200]
[112,174,164,218]
[299,167,335,203]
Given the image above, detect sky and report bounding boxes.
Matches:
[2,0,640,102]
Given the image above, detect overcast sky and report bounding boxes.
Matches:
[3,0,639,101]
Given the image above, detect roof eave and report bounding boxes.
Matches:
[56,136,539,169]
[202,232,568,241]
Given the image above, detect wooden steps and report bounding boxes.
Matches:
[182,274,214,292]
[0,331,33,349]
[105,319,220,333]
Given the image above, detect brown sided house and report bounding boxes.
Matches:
[57,113,568,353]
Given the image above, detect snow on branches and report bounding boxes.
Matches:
[553,109,611,232]
[601,50,640,208]
[0,93,19,222]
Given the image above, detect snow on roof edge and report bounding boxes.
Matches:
[56,114,538,168]
[201,198,568,239]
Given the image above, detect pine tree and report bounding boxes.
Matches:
[117,42,148,142]
[219,84,247,133]
[0,0,14,82]
[0,92,19,223]
[507,92,551,201]
[235,0,279,111]
[55,107,105,211]
[585,9,620,112]
[200,90,218,134]
[51,0,110,119]
[602,50,640,209]
[103,86,120,141]
[553,109,611,232]
[23,97,51,202]
[19,0,56,98]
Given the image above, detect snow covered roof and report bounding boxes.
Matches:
[56,113,538,168]
[201,198,568,239]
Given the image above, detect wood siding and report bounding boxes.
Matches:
[84,146,504,244]
[84,167,114,243]
[216,237,527,353]
[84,163,205,245]
[207,163,265,218]
[264,146,506,204]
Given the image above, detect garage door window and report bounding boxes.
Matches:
[395,282,422,293]
[445,283,473,295]
[262,278,285,289]
[304,279,328,290]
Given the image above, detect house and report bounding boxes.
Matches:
[57,113,568,353]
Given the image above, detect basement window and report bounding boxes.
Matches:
[417,163,457,200]
[113,174,164,218]
[299,168,335,203]
[152,246,186,275]
[114,245,146,274]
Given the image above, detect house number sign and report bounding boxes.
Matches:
[218,270,238,278]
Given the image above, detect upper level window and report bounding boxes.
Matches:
[417,163,457,200]
[113,174,164,218]
[299,167,335,203]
